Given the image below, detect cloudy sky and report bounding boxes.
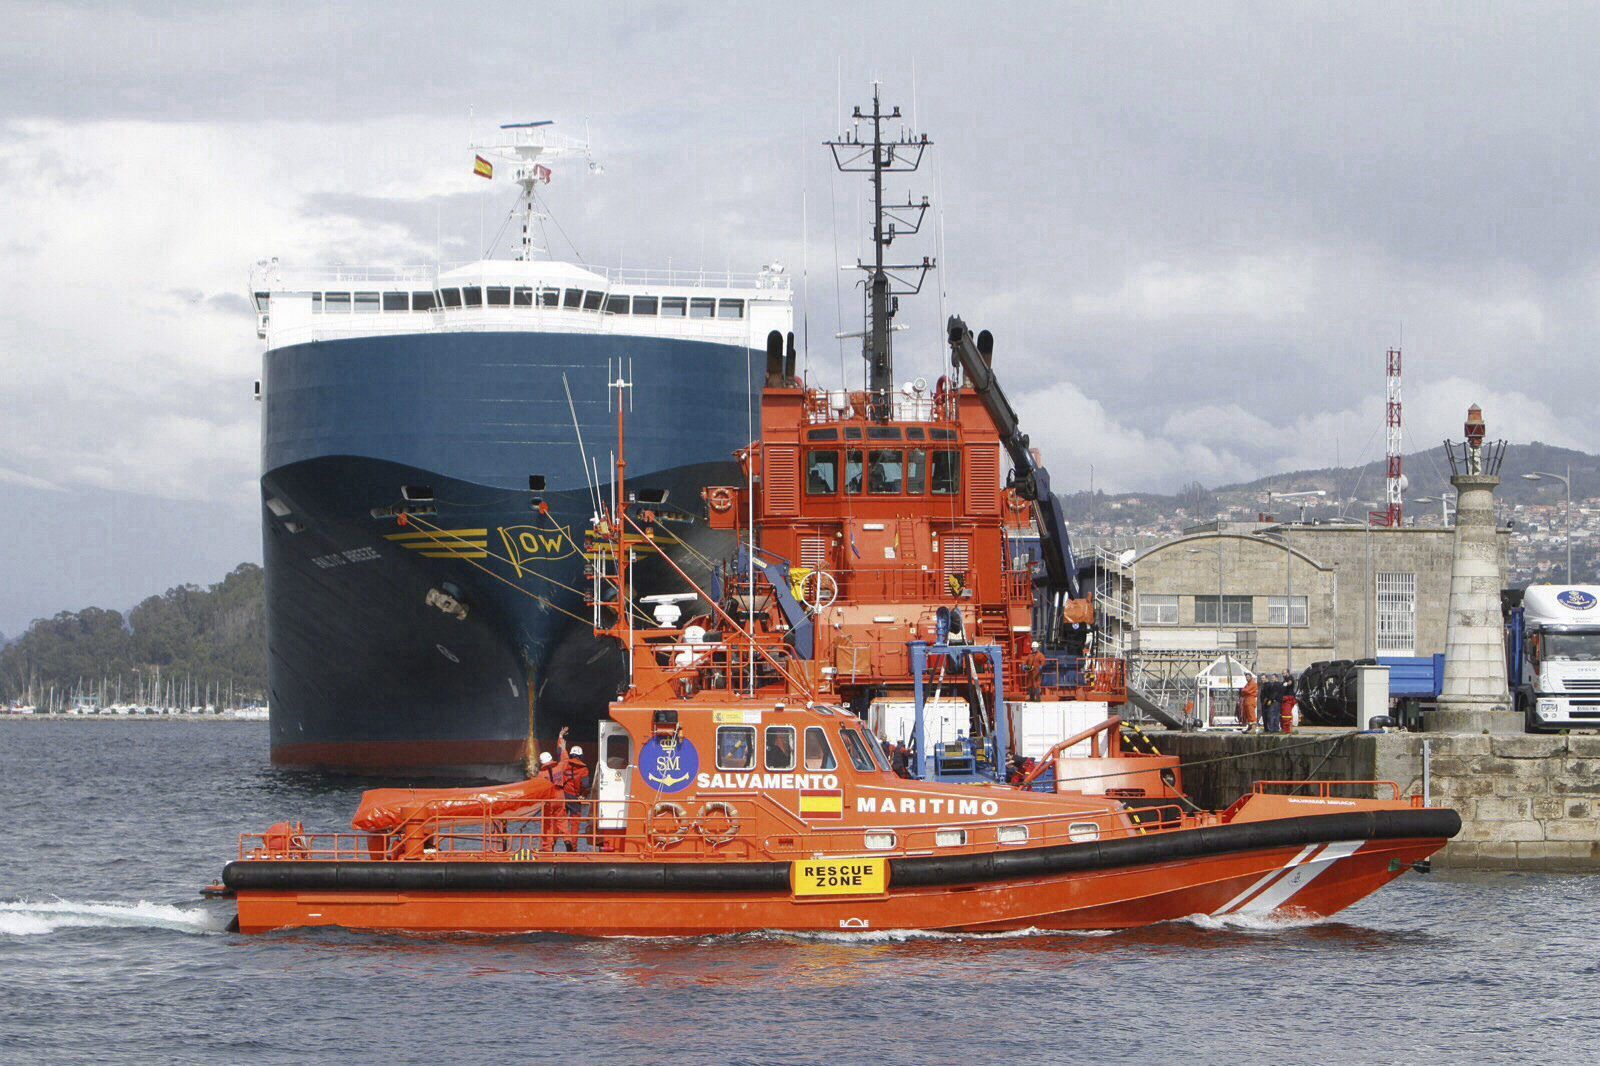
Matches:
[2,2,1597,630]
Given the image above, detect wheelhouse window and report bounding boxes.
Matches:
[462,286,483,307]
[1195,595,1253,626]
[807,450,838,495]
[439,287,462,309]
[839,728,877,773]
[632,295,658,316]
[513,287,533,307]
[661,296,687,317]
[252,291,269,311]
[931,450,961,495]
[689,297,715,319]
[807,428,839,441]
[604,732,631,770]
[539,287,561,308]
[563,288,583,309]
[382,291,408,312]
[716,725,757,770]
[311,292,323,312]
[930,428,957,441]
[582,290,604,311]
[867,427,901,440]
[868,450,903,494]
[717,298,745,319]
[843,427,863,440]
[353,291,379,313]
[906,427,926,440]
[765,725,797,771]
[1138,594,1179,626]
[324,291,351,312]
[411,290,436,311]
[906,449,927,494]
[605,294,630,314]
[845,450,865,495]
[486,286,511,306]
[803,726,837,771]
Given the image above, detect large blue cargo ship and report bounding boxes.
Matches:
[251,124,793,777]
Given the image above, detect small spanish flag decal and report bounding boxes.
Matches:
[473,154,493,180]
[798,789,844,820]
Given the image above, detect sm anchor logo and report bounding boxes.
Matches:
[639,737,699,794]
[498,524,577,576]
[1557,589,1597,610]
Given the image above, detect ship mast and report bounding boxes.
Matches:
[826,84,936,420]
[471,120,601,261]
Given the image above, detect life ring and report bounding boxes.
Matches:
[646,802,689,849]
[694,801,740,847]
[799,570,838,612]
[707,486,736,513]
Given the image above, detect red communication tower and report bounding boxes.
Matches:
[1369,347,1404,527]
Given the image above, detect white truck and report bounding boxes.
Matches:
[1509,584,1600,732]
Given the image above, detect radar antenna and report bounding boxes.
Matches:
[826,83,935,420]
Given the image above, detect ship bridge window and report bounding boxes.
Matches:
[868,450,903,494]
[540,287,560,308]
[412,290,436,311]
[662,296,687,317]
[583,290,604,311]
[930,428,957,441]
[605,294,630,314]
[845,450,864,495]
[807,428,839,441]
[632,296,658,316]
[324,291,351,312]
[563,288,583,309]
[931,450,961,495]
[487,286,511,306]
[867,427,902,440]
[690,297,715,319]
[906,448,927,494]
[354,291,379,313]
[311,292,323,312]
[803,726,837,771]
[839,728,877,773]
[717,298,744,319]
[462,286,483,307]
[513,287,533,307]
[252,291,269,311]
[906,427,926,440]
[439,287,462,309]
[843,427,863,440]
[765,725,797,771]
[716,725,757,770]
[806,450,838,495]
[382,291,408,312]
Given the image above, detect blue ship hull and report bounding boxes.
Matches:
[261,330,756,778]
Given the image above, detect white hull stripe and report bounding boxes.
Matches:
[1213,840,1365,917]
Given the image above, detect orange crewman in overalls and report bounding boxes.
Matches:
[1240,676,1259,731]
[559,744,591,852]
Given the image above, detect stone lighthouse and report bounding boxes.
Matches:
[1426,404,1517,733]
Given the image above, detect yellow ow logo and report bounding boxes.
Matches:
[499,524,577,576]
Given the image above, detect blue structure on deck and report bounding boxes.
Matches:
[908,640,1008,783]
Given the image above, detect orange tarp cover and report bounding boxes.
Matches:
[352,777,559,832]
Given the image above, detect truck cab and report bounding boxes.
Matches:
[1510,585,1600,731]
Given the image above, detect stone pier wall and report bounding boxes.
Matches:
[1154,730,1600,871]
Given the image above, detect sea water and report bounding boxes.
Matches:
[2,720,1596,1064]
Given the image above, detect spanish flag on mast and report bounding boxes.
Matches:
[473,155,493,180]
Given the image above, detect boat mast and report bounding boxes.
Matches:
[826,83,936,420]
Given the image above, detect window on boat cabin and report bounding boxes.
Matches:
[806,450,838,495]
[382,291,408,312]
[858,728,890,771]
[844,450,865,495]
[632,296,658,316]
[563,288,584,309]
[513,287,533,307]
[807,428,839,441]
[324,291,351,312]
[905,449,927,494]
[487,286,511,306]
[929,428,957,441]
[583,290,604,311]
[843,427,863,440]
[253,291,269,311]
[310,292,323,312]
[353,291,380,313]
[661,296,687,317]
[462,286,483,307]
[604,732,631,770]
[803,726,837,771]
[1138,594,1178,626]
[1195,595,1252,626]
[605,294,630,315]
[930,450,961,495]
[906,427,926,440]
[412,291,436,311]
[439,287,462,309]
[839,728,877,773]
[540,287,561,308]
[716,725,757,770]
[867,427,901,440]
[689,297,715,319]
[765,725,797,771]
[868,450,904,494]
[717,298,744,319]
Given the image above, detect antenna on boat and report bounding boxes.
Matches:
[825,82,935,420]
[470,120,599,261]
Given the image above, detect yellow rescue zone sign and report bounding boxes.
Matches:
[791,858,887,897]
